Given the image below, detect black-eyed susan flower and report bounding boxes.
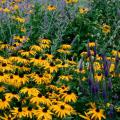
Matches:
[87,103,106,120]
[0,96,10,110]
[79,7,89,14]
[34,107,53,120]
[3,8,10,13]
[19,50,36,57]
[59,75,73,81]
[47,62,58,73]
[0,85,5,92]
[20,87,40,97]
[102,24,111,34]
[79,112,91,120]
[65,0,78,4]
[47,5,57,11]
[93,62,102,71]
[22,106,35,119]
[5,92,20,101]
[30,45,43,52]
[60,44,72,50]
[50,101,76,118]
[0,114,15,120]
[88,42,96,47]
[39,39,51,44]
[65,0,72,3]
[60,90,77,103]
[94,73,103,82]
[59,85,70,93]
[30,93,51,107]
[11,107,26,118]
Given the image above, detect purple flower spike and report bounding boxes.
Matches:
[94,46,97,57]
[108,78,112,90]
[102,82,108,102]
[88,76,93,87]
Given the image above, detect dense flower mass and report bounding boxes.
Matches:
[0,0,119,120]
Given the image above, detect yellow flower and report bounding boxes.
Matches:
[79,112,91,120]
[1,0,6,4]
[111,50,120,57]
[60,44,72,50]
[13,5,19,10]
[102,24,111,34]
[5,92,20,101]
[59,85,70,93]
[59,75,73,81]
[87,103,106,120]
[80,52,87,57]
[3,8,10,13]
[0,86,5,92]
[16,16,25,23]
[30,45,43,52]
[65,0,72,4]
[88,42,96,47]
[50,101,76,118]
[79,7,89,14]
[57,49,71,54]
[20,87,40,97]
[22,107,35,118]
[46,62,58,73]
[11,107,26,118]
[65,0,78,4]
[21,27,26,32]
[0,96,10,110]
[109,63,115,72]
[60,90,77,103]
[39,39,51,45]
[30,93,51,107]
[0,114,15,120]
[47,5,57,11]
[94,73,103,81]
[34,107,53,120]
[93,62,101,71]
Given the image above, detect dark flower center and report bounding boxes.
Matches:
[20,64,23,67]
[67,90,72,94]
[41,56,47,60]
[39,74,43,77]
[28,106,32,111]
[18,107,22,112]
[38,93,42,98]
[60,105,65,110]
[96,108,100,112]
[27,85,32,88]
[8,117,11,120]
[35,54,39,59]
[2,96,6,101]
[0,72,4,76]
[49,90,53,93]
[36,71,40,75]
[45,94,49,98]
[42,108,48,112]
[15,71,19,75]
[61,86,65,89]
[50,62,55,66]
[12,91,17,94]
[19,74,24,78]
[98,73,101,76]
[10,75,13,79]
[13,44,17,47]
[2,63,7,67]
[20,35,23,38]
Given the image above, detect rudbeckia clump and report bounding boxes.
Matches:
[0,0,120,119]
